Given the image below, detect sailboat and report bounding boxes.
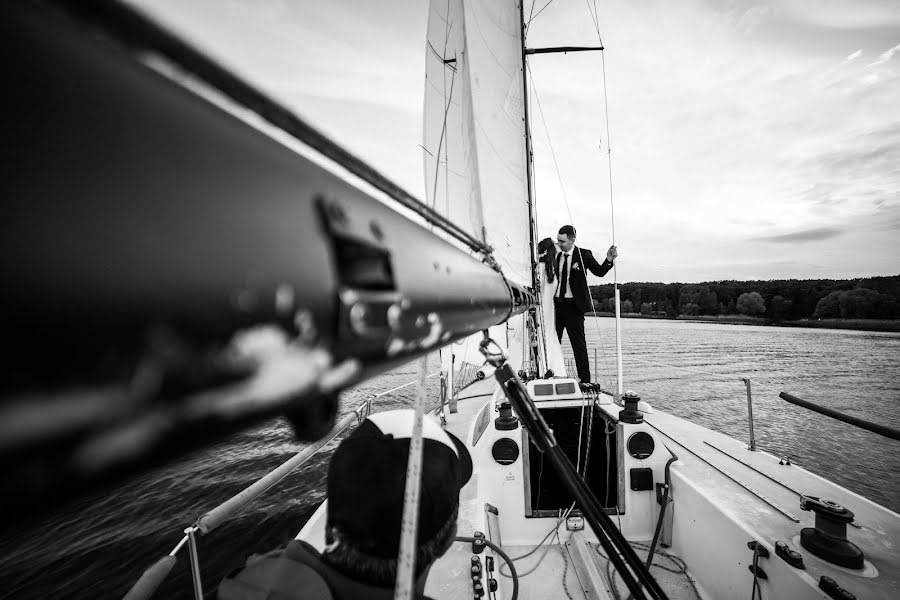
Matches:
[3,1,899,599]
[289,2,900,600]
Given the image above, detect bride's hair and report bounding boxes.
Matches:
[537,237,556,283]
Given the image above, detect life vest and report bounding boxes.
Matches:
[217,540,434,600]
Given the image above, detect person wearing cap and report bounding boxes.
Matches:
[218,409,473,600]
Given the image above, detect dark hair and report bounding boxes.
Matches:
[537,237,556,283]
[558,225,576,238]
[322,505,459,587]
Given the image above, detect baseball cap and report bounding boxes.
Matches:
[326,409,473,559]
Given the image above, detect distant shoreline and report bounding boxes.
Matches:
[586,312,900,333]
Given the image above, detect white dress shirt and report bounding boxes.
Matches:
[557,250,574,299]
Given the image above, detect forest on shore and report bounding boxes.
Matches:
[588,275,900,327]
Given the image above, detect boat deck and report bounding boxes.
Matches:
[428,381,700,600]
[305,377,899,600]
[644,408,900,600]
[426,379,497,599]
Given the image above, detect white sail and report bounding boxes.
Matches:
[423,0,483,245]
[424,0,563,380]
[423,0,531,287]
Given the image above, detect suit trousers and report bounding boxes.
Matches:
[554,298,590,383]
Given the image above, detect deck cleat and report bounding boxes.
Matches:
[775,541,805,569]
[819,575,857,600]
[799,496,865,569]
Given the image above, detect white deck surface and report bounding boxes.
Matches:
[644,408,900,600]
[301,375,900,600]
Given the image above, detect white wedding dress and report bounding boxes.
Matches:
[539,263,567,377]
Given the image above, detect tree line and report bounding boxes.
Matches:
[588,275,900,321]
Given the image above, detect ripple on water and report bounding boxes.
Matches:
[4,327,899,598]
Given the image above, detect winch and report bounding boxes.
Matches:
[799,496,864,569]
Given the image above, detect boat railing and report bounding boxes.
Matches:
[123,372,439,600]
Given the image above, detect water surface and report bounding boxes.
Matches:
[2,321,897,598]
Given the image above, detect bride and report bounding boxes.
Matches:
[537,238,567,377]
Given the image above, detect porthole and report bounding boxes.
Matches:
[627,432,655,460]
[491,438,520,465]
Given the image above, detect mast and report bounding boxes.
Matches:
[519,0,543,375]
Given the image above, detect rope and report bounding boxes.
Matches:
[583,393,596,478]
[555,527,575,600]
[499,503,576,577]
[751,551,762,600]
[576,401,585,473]
[596,542,701,600]
[393,356,431,600]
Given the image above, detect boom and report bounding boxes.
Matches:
[0,1,534,520]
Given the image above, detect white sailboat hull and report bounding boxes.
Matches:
[298,377,900,599]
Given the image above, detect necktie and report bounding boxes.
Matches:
[558,253,569,298]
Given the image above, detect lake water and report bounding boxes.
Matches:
[573,317,900,513]
[1,320,897,598]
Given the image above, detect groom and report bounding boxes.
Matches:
[554,225,617,383]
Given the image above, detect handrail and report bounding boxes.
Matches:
[779,392,900,442]
[123,372,439,599]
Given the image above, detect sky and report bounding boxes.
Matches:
[130,0,900,283]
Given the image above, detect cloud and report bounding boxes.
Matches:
[754,227,844,243]
[869,41,900,66]
[124,0,900,282]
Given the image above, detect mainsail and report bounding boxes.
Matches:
[423,0,531,285]
[424,0,534,381]
[425,0,568,381]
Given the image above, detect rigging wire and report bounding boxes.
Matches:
[526,0,557,33]
[528,1,624,394]
[526,62,616,393]
[583,0,605,45]
[526,0,539,36]
[528,123,552,375]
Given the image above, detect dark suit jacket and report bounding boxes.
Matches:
[563,247,613,314]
